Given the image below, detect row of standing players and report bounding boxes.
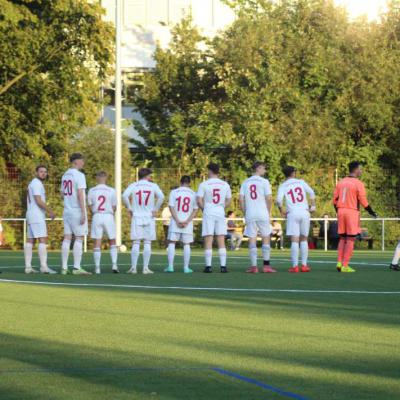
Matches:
[22,154,400,275]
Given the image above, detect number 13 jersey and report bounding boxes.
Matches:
[277,178,315,214]
[240,176,272,222]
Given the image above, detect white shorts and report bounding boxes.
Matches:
[131,218,156,241]
[63,213,88,237]
[168,231,194,244]
[27,221,47,239]
[91,213,116,240]
[202,216,227,237]
[244,220,271,238]
[286,211,310,237]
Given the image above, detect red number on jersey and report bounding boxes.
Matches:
[249,184,258,200]
[98,195,106,211]
[177,196,191,212]
[135,190,152,206]
[288,187,304,203]
[212,188,221,204]
[63,180,73,196]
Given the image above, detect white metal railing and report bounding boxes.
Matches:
[0,217,399,252]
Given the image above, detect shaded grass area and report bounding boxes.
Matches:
[0,250,399,399]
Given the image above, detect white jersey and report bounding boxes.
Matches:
[197,178,231,218]
[240,175,272,222]
[277,178,315,213]
[26,178,46,223]
[88,184,117,215]
[61,168,87,214]
[168,186,198,234]
[122,179,165,219]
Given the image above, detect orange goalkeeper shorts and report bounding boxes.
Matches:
[337,208,361,236]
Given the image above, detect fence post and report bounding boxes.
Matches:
[324,216,328,252]
[23,218,27,249]
[381,219,385,252]
[84,235,87,253]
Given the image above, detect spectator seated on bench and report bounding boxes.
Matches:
[271,219,283,249]
[226,211,243,251]
[358,228,374,249]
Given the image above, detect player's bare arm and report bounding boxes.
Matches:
[33,195,55,220]
[239,195,246,214]
[122,190,133,217]
[197,196,204,211]
[77,188,86,225]
[183,208,198,228]
[266,195,273,217]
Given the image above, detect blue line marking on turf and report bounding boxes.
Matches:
[212,368,309,400]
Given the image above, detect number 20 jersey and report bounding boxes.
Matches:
[276,178,315,214]
[61,168,87,215]
[168,187,198,234]
[240,176,272,222]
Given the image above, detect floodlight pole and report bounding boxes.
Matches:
[115,0,122,247]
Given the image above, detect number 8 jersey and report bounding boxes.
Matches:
[276,178,315,213]
[240,176,272,222]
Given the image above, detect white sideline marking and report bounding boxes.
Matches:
[0,279,399,294]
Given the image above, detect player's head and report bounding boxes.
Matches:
[35,165,48,181]
[227,210,235,218]
[348,161,362,177]
[70,153,85,169]
[180,175,191,187]
[252,161,266,176]
[96,171,107,184]
[207,163,219,178]
[283,165,296,179]
[138,168,152,180]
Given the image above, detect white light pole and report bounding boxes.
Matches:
[115,0,122,247]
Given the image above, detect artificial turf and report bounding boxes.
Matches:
[0,249,399,400]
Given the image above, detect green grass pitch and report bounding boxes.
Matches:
[0,249,399,399]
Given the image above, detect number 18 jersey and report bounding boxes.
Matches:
[240,176,272,222]
[277,178,315,214]
[168,187,198,234]
[88,184,117,215]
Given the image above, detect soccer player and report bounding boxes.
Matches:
[122,168,164,274]
[24,165,56,274]
[333,161,377,273]
[197,163,231,273]
[277,166,316,273]
[60,153,91,275]
[240,161,276,273]
[389,241,400,271]
[165,176,198,273]
[87,171,118,274]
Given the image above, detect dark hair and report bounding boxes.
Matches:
[348,161,361,173]
[252,161,265,171]
[207,163,220,175]
[180,175,191,185]
[35,165,47,172]
[69,153,84,163]
[96,171,107,178]
[138,168,152,180]
[227,210,234,217]
[283,165,296,178]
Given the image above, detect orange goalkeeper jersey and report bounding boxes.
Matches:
[333,176,369,211]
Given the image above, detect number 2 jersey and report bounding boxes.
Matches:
[122,180,165,221]
[168,186,198,234]
[87,184,117,215]
[276,178,315,214]
[240,176,272,222]
[61,168,87,215]
[197,178,231,219]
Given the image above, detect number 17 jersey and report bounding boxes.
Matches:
[240,176,272,222]
[168,187,198,234]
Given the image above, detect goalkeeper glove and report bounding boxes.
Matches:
[365,205,378,218]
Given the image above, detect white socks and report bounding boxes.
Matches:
[61,239,71,270]
[38,243,47,269]
[300,240,308,266]
[73,240,83,270]
[110,245,118,266]
[131,242,140,270]
[392,242,400,265]
[262,244,270,263]
[167,243,175,268]
[93,248,101,270]
[205,249,212,267]
[218,248,227,267]
[291,242,299,267]
[249,245,257,267]
[24,242,33,268]
[183,244,191,270]
[143,242,151,270]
